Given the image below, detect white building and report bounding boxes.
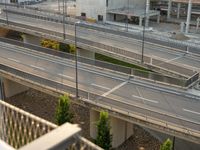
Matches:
[163,0,200,33]
[76,0,160,27]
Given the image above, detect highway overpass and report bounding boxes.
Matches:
[0,6,199,79]
[0,41,199,144]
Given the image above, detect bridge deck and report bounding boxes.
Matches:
[0,43,199,143]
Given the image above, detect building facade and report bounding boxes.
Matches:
[76,0,160,27]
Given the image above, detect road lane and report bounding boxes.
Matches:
[0,14,199,75]
[0,43,200,129]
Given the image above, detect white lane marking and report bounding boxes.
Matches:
[183,108,200,115]
[91,83,111,90]
[136,87,142,97]
[132,95,159,104]
[30,65,45,71]
[156,55,184,66]
[165,55,184,63]
[7,58,20,63]
[58,73,74,79]
[102,81,128,97]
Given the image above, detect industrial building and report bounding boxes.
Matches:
[159,0,200,33]
[76,0,200,33]
[76,0,160,27]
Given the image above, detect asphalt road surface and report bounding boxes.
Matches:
[0,42,199,135]
[0,13,199,76]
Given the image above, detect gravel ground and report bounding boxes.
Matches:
[6,89,161,149]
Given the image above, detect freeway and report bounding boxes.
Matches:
[0,10,199,77]
[0,41,199,141]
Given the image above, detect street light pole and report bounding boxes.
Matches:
[172,136,175,150]
[62,0,66,39]
[75,21,80,98]
[58,0,60,12]
[4,0,8,25]
[141,0,147,63]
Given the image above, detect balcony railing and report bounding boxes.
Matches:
[0,100,103,150]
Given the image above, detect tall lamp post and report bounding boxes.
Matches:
[141,0,147,63]
[62,0,66,39]
[4,0,8,25]
[58,0,60,12]
[75,21,80,98]
[172,136,175,150]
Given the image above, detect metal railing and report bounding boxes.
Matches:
[0,100,102,150]
[0,100,56,149]
[2,6,200,50]
[0,36,198,87]
[0,63,200,143]
[0,18,197,79]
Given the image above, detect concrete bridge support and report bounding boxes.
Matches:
[90,109,133,148]
[185,0,192,34]
[2,78,29,98]
[167,0,172,19]
[177,3,181,19]
[22,34,42,46]
[145,0,150,27]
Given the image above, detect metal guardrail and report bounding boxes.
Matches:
[0,37,198,87]
[0,18,196,78]
[0,63,200,143]
[0,100,103,150]
[2,6,200,50]
[0,11,198,85]
[2,6,200,52]
[0,36,198,87]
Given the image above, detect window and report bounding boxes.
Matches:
[81,12,86,17]
[98,15,103,21]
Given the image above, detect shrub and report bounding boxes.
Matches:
[55,95,73,125]
[96,111,112,150]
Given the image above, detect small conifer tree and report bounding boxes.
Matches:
[160,138,173,150]
[55,95,73,125]
[96,111,112,150]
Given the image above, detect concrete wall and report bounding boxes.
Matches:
[108,0,146,10]
[22,34,41,46]
[77,49,95,59]
[110,116,133,148]
[76,0,107,22]
[90,109,99,139]
[76,0,146,22]
[3,78,29,98]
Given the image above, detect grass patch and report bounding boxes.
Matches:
[95,53,152,72]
